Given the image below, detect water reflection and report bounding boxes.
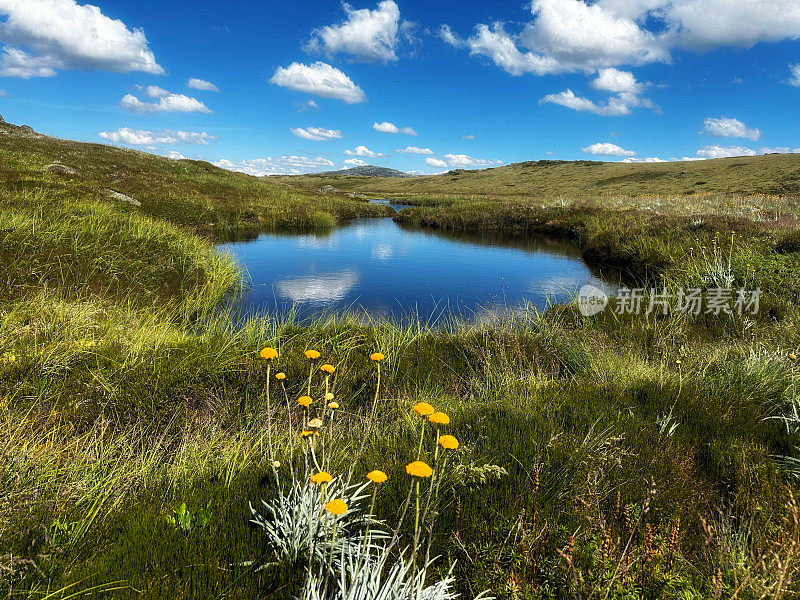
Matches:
[216,217,615,322]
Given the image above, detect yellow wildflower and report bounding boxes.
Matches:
[324,392,334,401]
[325,499,348,515]
[260,347,278,360]
[298,396,313,407]
[305,350,321,360]
[370,352,385,362]
[367,470,387,483]
[438,435,459,450]
[320,363,335,373]
[406,461,433,478]
[413,402,435,416]
[276,372,286,380]
[328,401,339,409]
[310,471,332,484]
[429,411,450,425]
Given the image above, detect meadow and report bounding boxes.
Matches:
[2,135,800,599]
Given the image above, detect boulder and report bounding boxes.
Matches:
[41,163,81,177]
[101,188,141,207]
[318,185,339,193]
[347,192,368,199]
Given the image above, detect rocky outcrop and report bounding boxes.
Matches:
[318,185,339,193]
[101,188,141,207]
[41,163,81,177]
[0,115,43,138]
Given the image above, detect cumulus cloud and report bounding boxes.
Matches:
[620,156,668,163]
[441,0,800,76]
[290,126,342,141]
[591,68,642,94]
[98,127,217,146]
[540,86,659,116]
[120,86,212,114]
[344,145,384,157]
[187,77,219,92]
[270,61,366,104]
[305,0,406,63]
[789,64,800,87]
[761,146,800,154]
[695,145,757,159]
[0,0,162,78]
[425,157,448,168]
[581,142,636,157]
[425,154,502,168]
[701,116,761,141]
[395,146,433,154]
[214,155,336,176]
[373,121,416,134]
[343,158,368,167]
[167,150,186,159]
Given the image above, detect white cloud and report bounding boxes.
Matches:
[343,158,368,167]
[373,121,399,133]
[761,146,800,154]
[701,116,761,141]
[395,146,433,154]
[120,86,212,114]
[270,61,366,104]
[344,145,384,157]
[299,99,320,112]
[372,121,416,134]
[187,77,219,92]
[290,127,342,141]
[620,156,667,163]
[789,64,800,87]
[305,0,404,63]
[540,87,659,116]
[540,89,630,116]
[442,0,800,76]
[581,142,636,156]
[98,127,217,146]
[0,0,162,78]
[695,145,757,159]
[167,150,186,159]
[214,155,336,176]
[462,134,475,140]
[425,154,503,168]
[591,68,642,94]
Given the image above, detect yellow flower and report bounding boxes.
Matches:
[429,411,450,425]
[324,392,334,401]
[438,435,459,450]
[790,353,798,361]
[328,401,339,409]
[276,372,286,380]
[305,350,321,360]
[260,347,278,360]
[406,461,433,478]
[320,363,335,373]
[298,396,313,407]
[300,430,317,437]
[325,499,348,515]
[367,470,387,483]
[370,352,385,362]
[413,402,435,416]
[311,471,333,484]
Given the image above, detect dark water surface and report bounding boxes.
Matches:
[216,215,613,322]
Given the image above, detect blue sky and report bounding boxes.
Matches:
[1,0,799,174]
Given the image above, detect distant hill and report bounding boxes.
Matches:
[315,165,413,178]
[281,154,800,198]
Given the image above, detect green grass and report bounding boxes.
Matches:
[2,136,800,599]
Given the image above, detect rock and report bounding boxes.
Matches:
[318,185,339,193]
[347,192,368,199]
[18,125,34,133]
[100,188,141,207]
[0,114,5,124]
[41,163,81,177]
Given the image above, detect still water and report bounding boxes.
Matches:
[216,215,613,322]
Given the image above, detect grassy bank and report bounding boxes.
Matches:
[3,138,800,599]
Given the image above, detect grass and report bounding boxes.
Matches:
[2,135,800,598]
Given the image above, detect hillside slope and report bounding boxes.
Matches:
[281,154,800,199]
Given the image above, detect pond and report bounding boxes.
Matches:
[216,212,615,322]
